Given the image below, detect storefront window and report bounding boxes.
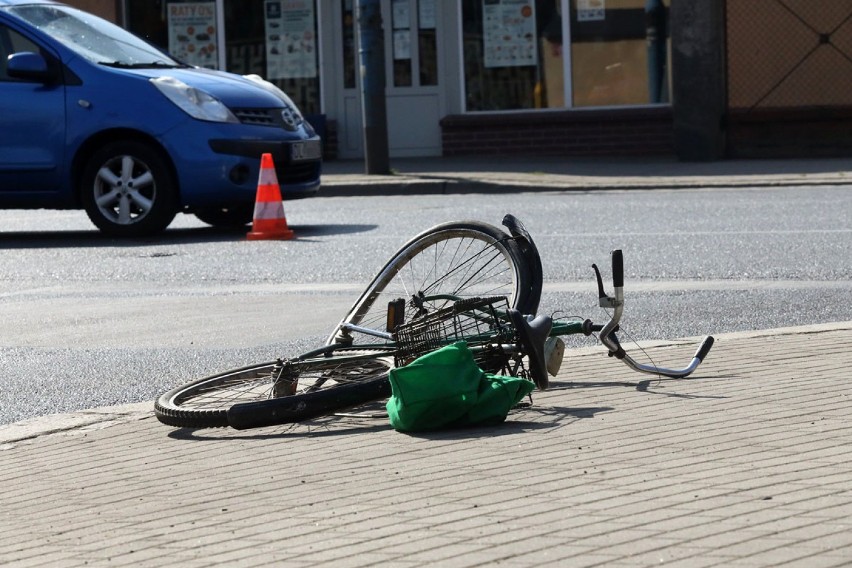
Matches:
[418,0,438,85]
[226,0,320,115]
[569,0,669,107]
[390,0,439,88]
[125,0,320,114]
[461,0,670,111]
[391,0,412,86]
[462,0,549,111]
[126,0,220,69]
[341,0,438,91]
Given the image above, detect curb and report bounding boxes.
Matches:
[0,402,152,446]
[317,175,852,197]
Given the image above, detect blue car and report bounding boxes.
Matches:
[0,0,321,236]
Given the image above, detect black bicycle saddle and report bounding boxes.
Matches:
[508,309,552,390]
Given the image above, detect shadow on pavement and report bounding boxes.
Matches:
[167,420,392,441]
[0,223,377,249]
[163,404,616,442]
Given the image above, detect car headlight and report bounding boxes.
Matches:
[243,74,304,125]
[151,76,238,123]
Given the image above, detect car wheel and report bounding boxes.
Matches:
[81,140,178,237]
[194,204,254,228]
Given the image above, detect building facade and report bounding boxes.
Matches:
[66,0,852,161]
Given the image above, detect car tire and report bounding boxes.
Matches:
[194,204,254,228]
[80,140,178,237]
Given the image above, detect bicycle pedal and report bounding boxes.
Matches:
[544,337,565,377]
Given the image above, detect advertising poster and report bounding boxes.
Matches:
[265,0,317,80]
[392,0,410,29]
[418,0,436,29]
[391,0,411,60]
[482,0,537,68]
[393,30,411,60]
[577,0,605,22]
[167,2,218,69]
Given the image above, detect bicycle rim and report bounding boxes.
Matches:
[328,221,533,346]
[155,352,393,429]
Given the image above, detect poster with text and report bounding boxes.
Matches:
[167,2,218,69]
[392,0,410,29]
[265,0,317,80]
[483,0,537,68]
[393,30,411,60]
[577,0,605,22]
[418,0,436,29]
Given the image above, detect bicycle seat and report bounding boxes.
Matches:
[508,309,552,390]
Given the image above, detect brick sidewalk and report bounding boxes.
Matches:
[1,323,851,567]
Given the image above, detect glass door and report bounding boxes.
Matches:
[384,0,443,156]
[337,0,443,158]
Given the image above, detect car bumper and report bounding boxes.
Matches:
[208,137,322,190]
[153,119,322,208]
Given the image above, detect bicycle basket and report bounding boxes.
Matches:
[393,296,521,375]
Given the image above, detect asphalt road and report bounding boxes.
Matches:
[1,185,849,424]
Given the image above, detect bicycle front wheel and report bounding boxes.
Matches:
[155,352,393,429]
[327,220,535,346]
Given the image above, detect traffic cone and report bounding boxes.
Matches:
[247,153,295,240]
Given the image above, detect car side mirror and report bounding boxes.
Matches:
[6,51,57,83]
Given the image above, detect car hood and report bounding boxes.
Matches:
[124,66,289,109]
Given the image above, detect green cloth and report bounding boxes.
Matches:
[386,341,535,432]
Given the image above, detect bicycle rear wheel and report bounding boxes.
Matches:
[155,352,393,429]
[327,220,535,346]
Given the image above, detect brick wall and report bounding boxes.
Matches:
[727,107,852,158]
[440,107,673,157]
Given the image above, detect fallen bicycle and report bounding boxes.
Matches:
[155,215,714,430]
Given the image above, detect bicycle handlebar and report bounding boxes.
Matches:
[597,249,714,379]
[611,249,624,289]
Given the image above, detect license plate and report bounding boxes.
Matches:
[290,140,322,162]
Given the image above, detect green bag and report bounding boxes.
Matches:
[386,341,535,432]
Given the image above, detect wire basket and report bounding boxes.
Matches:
[392,296,521,375]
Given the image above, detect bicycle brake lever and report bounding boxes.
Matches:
[593,253,623,310]
[592,263,607,300]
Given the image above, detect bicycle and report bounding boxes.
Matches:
[155,215,714,430]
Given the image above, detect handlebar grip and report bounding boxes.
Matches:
[611,250,624,288]
[694,336,715,361]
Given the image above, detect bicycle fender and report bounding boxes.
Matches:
[502,214,543,315]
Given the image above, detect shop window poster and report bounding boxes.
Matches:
[167,2,218,69]
[265,0,318,80]
[576,0,605,22]
[392,0,410,29]
[482,0,537,68]
[418,0,436,29]
[393,30,411,60]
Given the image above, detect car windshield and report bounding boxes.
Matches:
[8,5,183,68]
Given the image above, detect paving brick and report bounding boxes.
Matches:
[1,323,851,567]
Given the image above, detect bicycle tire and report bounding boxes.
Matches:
[155,351,393,429]
[327,220,535,346]
[226,373,391,429]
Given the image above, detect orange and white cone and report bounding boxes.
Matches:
[247,153,295,240]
